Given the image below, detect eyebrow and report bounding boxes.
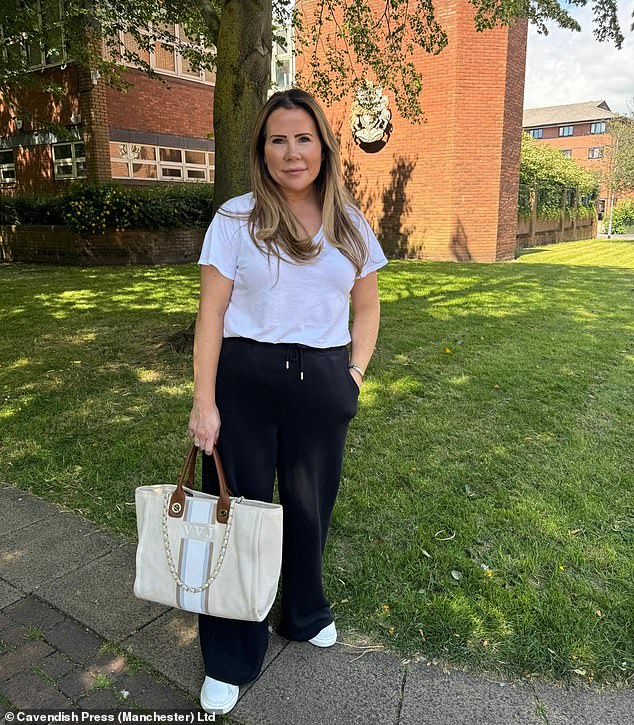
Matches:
[268,132,314,138]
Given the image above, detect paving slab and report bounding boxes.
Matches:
[132,681,197,711]
[1,668,73,709]
[2,594,66,630]
[399,662,541,725]
[0,639,54,681]
[38,651,77,680]
[0,622,33,647]
[534,682,634,725]
[122,608,212,695]
[0,485,58,536]
[232,642,403,725]
[0,511,118,591]
[57,667,98,698]
[43,618,103,664]
[77,689,125,709]
[0,579,23,609]
[123,608,288,698]
[38,543,167,642]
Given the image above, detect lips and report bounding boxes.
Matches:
[284,169,306,174]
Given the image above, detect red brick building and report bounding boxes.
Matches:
[296,0,528,262]
[2,6,528,262]
[0,25,217,193]
[522,100,620,216]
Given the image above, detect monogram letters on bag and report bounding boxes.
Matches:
[181,523,216,541]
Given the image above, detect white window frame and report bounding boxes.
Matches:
[561,149,572,158]
[53,141,86,179]
[559,126,573,137]
[117,24,215,86]
[529,128,543,139]
[0,149,16,183]
[588,146,604,160]
[3,0,68,70]
[590,122,606,134]
[110,142,214,183]
[271,25,295,92]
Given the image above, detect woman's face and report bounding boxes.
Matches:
[263,107,324,200]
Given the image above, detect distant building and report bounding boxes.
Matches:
[522,100,620,216]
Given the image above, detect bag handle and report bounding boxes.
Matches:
[168,445,233,523]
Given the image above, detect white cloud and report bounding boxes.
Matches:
[524,3,634,115]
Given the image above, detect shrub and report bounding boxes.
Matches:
[610,199,634,234]
[0,192,66,225]
[132,183,214,230]
[0,182,215,233]
[65,184,139,234]
[519,133,599,221]
[0,196,17,225]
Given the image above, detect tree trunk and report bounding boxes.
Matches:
[212,0,272,211]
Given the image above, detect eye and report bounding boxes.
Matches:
[271,138,284,144]
[299,136,311,142]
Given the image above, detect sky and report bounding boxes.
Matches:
[524,2,634,114]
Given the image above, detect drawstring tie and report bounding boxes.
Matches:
[285,344,304,381]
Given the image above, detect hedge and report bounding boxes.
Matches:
[609,199,634,233]
[0,182,215,233]
[519,133,599,220]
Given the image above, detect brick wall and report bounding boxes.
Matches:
[0,66,81,131]
[0,225,204,265]
[517,215,596,248]
[296,0,527,262]
[106,68,214,138]
[0,66,83,193]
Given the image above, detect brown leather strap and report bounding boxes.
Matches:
[168,445,233,523]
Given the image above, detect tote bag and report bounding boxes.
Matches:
[134,444,283,621]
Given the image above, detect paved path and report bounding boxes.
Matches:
[1,485,632,724]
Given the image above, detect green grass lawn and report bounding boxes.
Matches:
[1,237,633,686]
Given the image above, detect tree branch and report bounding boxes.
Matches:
[194,0,221,46]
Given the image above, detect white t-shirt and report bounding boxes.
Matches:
[197,192,388,348]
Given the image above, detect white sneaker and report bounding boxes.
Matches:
[199,675,239,714]
[308,621,337,648]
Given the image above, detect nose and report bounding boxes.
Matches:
[284,142,301,159]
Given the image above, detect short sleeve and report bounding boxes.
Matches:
[352,209,388,279]
[197,206,241,280]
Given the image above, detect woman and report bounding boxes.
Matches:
[188,88,387,714]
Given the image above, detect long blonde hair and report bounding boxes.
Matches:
[243,89,368,275]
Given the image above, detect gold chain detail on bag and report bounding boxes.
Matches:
[161,492,239,593]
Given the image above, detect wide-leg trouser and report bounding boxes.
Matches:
[198,336,359,686]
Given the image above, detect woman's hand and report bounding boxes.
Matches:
[349,368,363,390]
[188,402,221,455]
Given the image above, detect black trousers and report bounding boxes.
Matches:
[198,336,359,686]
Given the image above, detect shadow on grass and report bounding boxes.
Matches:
[1,259,633,683]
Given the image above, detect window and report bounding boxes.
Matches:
[559,126,573,137]
[3,0,69,70]
[110,142,214,182]
[117,24,215,85]
[598,199,606,214]
[561,149,572,158]
[588,147,603,160]
[271,25,295,92]
[0,149,16,183]
[590,122,606,134]
[53,141,86,179]
[528,129,543,139]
